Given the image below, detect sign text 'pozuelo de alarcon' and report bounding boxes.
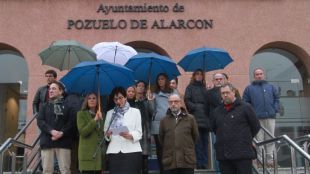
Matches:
[67,3,214,30]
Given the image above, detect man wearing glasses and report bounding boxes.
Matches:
[33,69,57,115]
[159,94,199,174]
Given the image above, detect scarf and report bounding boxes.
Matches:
[50,96,64,121]
[110,102,130,129]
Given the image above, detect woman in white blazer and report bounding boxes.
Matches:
[104,87,142,174]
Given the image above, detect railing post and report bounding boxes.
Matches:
[209,132,215,170]
[273,150,278,174]
[11,151,16,174]
[290,146,297,174]
[262,148,266,174]
[0,151,3,174]
[303,142,309,174]
[23,152,27,174]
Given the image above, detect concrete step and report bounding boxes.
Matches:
[4,169,219,174]
[255,167,308,174]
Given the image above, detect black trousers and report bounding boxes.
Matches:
[154,135,164,174]
[109,152,142,174]
[219,159,253,174]
[164,168,194,174]
[142,155,149,174]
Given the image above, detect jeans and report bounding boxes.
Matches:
[256,118,275,162]
[195,128,209,168]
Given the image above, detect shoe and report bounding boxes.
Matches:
[267,161,274,168]
[196,165,207,169]
[254,160,262,168]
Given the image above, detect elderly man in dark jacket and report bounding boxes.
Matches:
[160,94,199,174]
[211,83,260,174]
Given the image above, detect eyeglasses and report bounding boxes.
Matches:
[45,75,54,78]
[168,100,180,104]
[113,96,125,102]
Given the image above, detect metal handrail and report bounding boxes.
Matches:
[254,135,310,161]
[277,134,310,147]
[253,132,310,174]
[0,113,39,173]
[14,113,38,140]
[0,113,38,152]
[260,125,276,139]
[252,124,310,174]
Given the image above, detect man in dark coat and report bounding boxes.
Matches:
[211,83,260,174]
[160,94,199,174]
[37,81,75,173]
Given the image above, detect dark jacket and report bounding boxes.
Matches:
[184,81,210,129]
[159,108,199,170]
[37,97,74,149]
[211,99,260,160]
[206,86,222,126]
[128,98,152,155]
[243,80,280,119]
[32,85,48,114]
[64,94,83,141]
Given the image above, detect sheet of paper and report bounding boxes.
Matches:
[110,125,129,135]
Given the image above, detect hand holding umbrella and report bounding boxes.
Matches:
[94,110,102,121]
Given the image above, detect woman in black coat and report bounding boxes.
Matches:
[184,69,210,169]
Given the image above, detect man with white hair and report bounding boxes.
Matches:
[159,94,199,174]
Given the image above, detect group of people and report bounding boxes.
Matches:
[33,67,279,174]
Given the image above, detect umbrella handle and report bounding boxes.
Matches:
[146,82,154,100]
[96,65,102,112]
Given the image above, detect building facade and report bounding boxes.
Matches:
[1,0,310,167]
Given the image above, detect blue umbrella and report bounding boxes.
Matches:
[125,53,180,85]
[60,60,135,96]
[178,47,233,72]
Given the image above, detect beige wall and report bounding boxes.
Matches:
[0,0,310,144]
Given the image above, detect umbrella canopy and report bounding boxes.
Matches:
[60,60,135,95]
[178,47,233,72]
[125,52,180,84]
[92,42,137,65]
[39,40,96,71]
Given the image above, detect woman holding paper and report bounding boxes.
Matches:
[77,92,104,174]
[104,87,142,174]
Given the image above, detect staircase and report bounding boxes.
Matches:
[1,115,310,174]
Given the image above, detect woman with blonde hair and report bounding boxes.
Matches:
[77,92,104,174]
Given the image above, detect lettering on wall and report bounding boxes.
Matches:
[67,3,214,30]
